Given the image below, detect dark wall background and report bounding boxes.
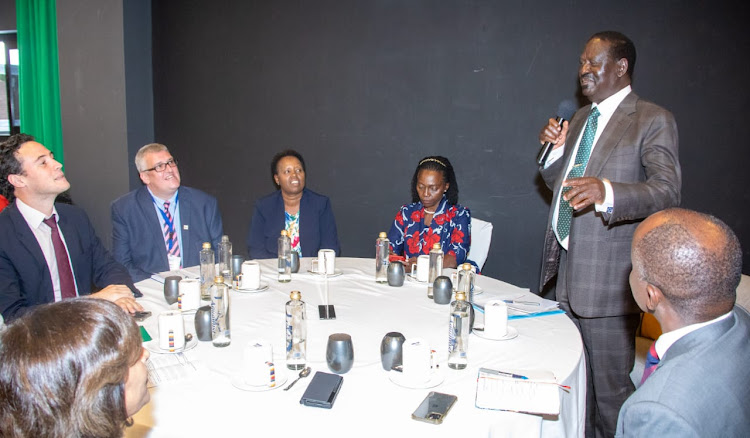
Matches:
[0,0,14,31]
[151,1,749,291]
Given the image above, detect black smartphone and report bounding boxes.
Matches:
[300,371,344,409]
[133,311,152,322]
[411,392,457,424]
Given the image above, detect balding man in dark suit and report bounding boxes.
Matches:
[537,31,681,437]
[617,208,750,437]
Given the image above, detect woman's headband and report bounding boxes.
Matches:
[418,157,446,168]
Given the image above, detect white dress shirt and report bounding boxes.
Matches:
[15,198,79,301]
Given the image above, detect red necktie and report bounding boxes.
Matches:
[640,341,660,384]
[43,215,77,299]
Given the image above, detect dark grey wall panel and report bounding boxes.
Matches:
[57,0,131,250]
[152,1,750,289]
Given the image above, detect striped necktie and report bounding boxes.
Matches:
[640,341,660,384]
[163,201,180,258]
[556,106,600,241]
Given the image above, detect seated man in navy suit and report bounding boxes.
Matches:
[111,143,223,281]
[616,208,750,437]
[0,134,142,321]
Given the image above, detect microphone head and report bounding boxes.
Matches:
[557,99,578,121]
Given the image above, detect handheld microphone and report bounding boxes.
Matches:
[536,99,578,165]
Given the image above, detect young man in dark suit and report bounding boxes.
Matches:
[0,134,141,321]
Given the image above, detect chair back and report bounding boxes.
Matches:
[736,274,750,312]
[467,217,493,271]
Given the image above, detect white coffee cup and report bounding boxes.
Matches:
[158,310,186,351]
[484,300,509,339]
[242,340,277,387]
[313,249,336,275]
[410,255,430,282]
[239,261,261,289]
[178,278,201,311]
[402,338,432,383]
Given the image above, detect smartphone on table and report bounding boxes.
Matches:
[411,391,457,424]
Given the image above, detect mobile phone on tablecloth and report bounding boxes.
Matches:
[411,392,457,424]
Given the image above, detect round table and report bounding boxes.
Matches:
[128,257,584,438]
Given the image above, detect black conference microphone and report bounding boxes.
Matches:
[536,99,578,166]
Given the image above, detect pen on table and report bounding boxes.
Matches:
[502,300,541,306]
[480,368,528,380]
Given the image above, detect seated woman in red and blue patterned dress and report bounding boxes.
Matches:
[387,155,473,272]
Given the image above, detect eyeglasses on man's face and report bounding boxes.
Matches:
[143,158,178,173]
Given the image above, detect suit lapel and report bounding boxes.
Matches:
[137,187,166,246]
[178,188,191,254]
[585,93,638,178]
[7,203,56,300]
[298,189,312,252]
[8,204,49,273]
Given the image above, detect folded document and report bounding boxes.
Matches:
[475,367,561,415]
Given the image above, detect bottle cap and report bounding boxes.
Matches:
[432,243,441,250]
[222,235,229,242]
[214,275,224,283]
[379,232,387,238]
[290,290,301,300]
[462,263,472,270]
[281,230,288,236]
[202,242,211,249]
[455,291,467,301]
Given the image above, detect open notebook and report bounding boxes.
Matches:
[475,367,561,415]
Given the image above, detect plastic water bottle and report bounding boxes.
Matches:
[285,290,307,370]
[199,242,215,300]
[457,263,476,302]
[218,235,232,283]
[278,230,292,283]
[448,290,469,370]
[375,232,389,284]
[210,276,231,347]
[427,243,443,299]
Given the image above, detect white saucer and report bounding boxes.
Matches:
[231,372,288,392]
[178,308,198,315]
[307,269,343,278]
[145,337,198,354]
[234,282,270,293]
[388,370,444,389]
[473,326,518,341]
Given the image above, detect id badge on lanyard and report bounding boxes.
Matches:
[168,254,181,271]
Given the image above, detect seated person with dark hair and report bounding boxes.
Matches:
[616,208,750,437]
[388,155,472,271]
[0,134,141,322]
[0,298,150,437]
[247,149,340,259]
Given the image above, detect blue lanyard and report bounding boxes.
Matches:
[153,193,179,250]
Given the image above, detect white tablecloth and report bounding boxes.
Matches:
[127,258,584,438]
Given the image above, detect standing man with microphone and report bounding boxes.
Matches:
[537,31,681,437]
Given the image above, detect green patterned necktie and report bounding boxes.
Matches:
[556,106,600,241]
